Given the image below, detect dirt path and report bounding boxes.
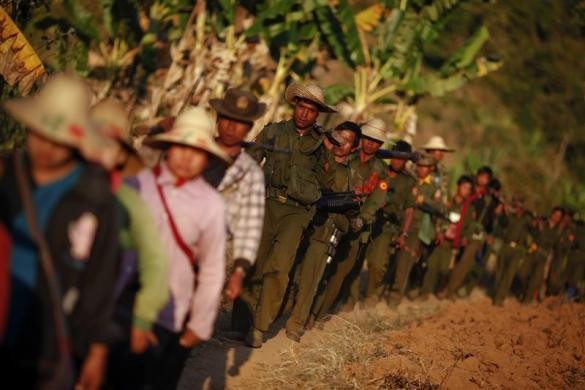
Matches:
[178,292,585,389]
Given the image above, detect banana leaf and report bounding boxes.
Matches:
[0,7,46,95]
[324,83,354,104]
[440,24,490,75]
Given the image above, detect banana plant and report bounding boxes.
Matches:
[324,0,502,137]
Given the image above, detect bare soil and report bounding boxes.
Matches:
[178,291,585,389]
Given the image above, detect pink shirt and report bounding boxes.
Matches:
[136,162,226,339]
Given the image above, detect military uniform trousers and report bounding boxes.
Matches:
[421,242,453,296]
[286,214,349,334]
[245,198,313,332]
[364,224,396,299]
[565,250,585,297]
[390,234,422,298]
[547,250,569,295]
[311,229,363,321]
[523,249,549,303]
[444,238,483,297]
[493,243,525,305]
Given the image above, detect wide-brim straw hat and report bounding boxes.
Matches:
[361,118,387,143]
[421,135,454,152]
[3,73,92,149]
[144,106,231,164]
[210,89,266,123]
[285,83,337,113]
[89,98,133,149]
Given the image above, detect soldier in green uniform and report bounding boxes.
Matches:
[547,210,575,295]
[422,135,455,205]
[421,175,475,298]
[523,207,563,303]
[310,118,389,321]
[285,122,362,342]
[364,140,416,303]
[566,218,585,300]
[492,194,532,305]
[241,83,336,347]
[388,154,443,303]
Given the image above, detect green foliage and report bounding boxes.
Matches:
[0,81,25,150]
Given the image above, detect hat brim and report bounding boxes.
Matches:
[143,132,232,164]
[285,85,337,113]
[209,99,267,123]
[3,98,80,149]
[423,146,455,152]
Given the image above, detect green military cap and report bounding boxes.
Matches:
[416,153,437,167]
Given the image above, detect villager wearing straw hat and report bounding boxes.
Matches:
[310,118,390,320]
[207,89,266,304]
[134,107,229,388]
[0,74,121,390]
[241,82,335,348]
[364,140,417,304]
[388,153,443,304]
[86,99,172,386]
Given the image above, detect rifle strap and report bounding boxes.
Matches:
[13,152,73,389]
[152,166,197,265]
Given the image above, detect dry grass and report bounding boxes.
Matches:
[251,303,442,389]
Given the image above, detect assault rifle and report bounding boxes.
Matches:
[376,149,420,162]
[417,202,451,222]
[241,141,291,153]
[316,191,361,213]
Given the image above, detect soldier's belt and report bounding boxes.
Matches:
[266,186,305,208]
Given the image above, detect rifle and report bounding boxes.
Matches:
[314,124,343,147]
[417,202,451,222]
[241,141,291,153]
[376,149,420,162]
[316,191,361,213]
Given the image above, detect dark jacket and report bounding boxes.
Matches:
[0,157,121,377]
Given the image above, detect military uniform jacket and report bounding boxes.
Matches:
[249,120,325,206]
[411,175,443,232]
[432,162,451,204]
[347,153,388,223]
[530,221,562,252]
[500,211,532,246]
[381,169,416,229]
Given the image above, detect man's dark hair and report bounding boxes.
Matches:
[457,174,475,186]
[477,166,493,178]
[488,178,502,192]
[334,121,362,148]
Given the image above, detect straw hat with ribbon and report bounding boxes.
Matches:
[361,118,387,143]
[285,83,337,113]
[3,73,92,149]
[144,106,231,164]
[3,73,120,168]
[421,135,454,152]
[89,98,133,149]
[210,89,266,123]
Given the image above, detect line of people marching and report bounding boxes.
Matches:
[0,74,583,389]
